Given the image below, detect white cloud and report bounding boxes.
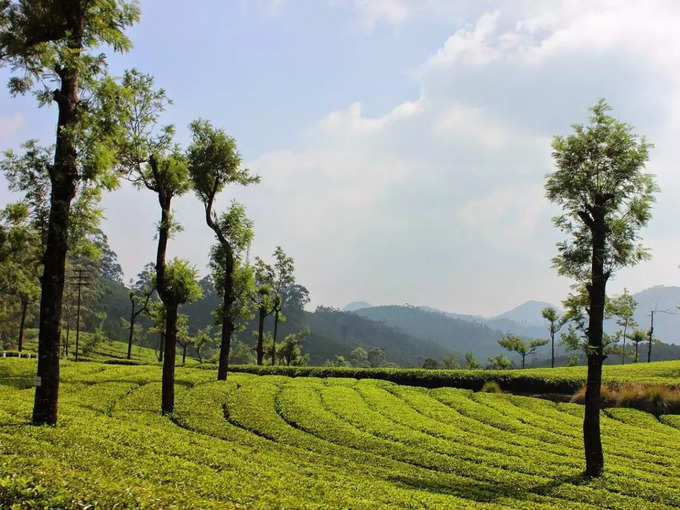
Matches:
[236,1,680,314]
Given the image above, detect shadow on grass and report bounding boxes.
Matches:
[388,471,592,504]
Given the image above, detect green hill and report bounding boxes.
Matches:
[1,359,679,508]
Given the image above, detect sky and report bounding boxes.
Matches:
[1,0,680,316]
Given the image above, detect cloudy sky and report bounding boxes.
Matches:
[1,0,680,316]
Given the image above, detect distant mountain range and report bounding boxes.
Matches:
[95,280,680,369]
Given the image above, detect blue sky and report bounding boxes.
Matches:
[2,0,680,315]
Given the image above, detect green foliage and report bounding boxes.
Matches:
[487,354,513,370]
[497,334,548,369]
[546,99,657,284]
[464,351,481,369]
[156,258,202,306]
[422,358,441,369]
[480,381,502,393]
[2,360,680,507]
[277,328,310,366]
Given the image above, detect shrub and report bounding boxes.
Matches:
[570,383,680,416]
[480,381,502,393]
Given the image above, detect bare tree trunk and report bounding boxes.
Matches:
[18,298,28,353]
[127,298,136,360]
[647,311,654,363]
[217,248,235,380]
[182,342,187,365]
[74,281,82,361]
[64,321,70,359]
[161,303,178,415]
[33,58,81,425]
[550,329,555,368]
[271,310,279,366]
[583,212,607,477]
[256,307,265,365]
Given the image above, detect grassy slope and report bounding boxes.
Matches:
[1,359,680,508]
[17,329,159,364]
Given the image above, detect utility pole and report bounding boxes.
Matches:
[69,268,91,362]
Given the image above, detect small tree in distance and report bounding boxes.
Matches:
[498,335,548,369]
[541,307,566,368]
[545,99,657,476]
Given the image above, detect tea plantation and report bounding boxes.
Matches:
[2,359,680,508]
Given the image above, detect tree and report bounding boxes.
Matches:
[486,354,512,370]
[349,347,369,368]
[117,70,196,414]
[545,99,657,476]
[367,347,387,368]
[126,263,153,359]
[187,120,259,380]
[278,328,310,366]
[464,352,481,369]
[0,203,41,352]
[192,326,214,364]
[441,353,459,369]
[498,335,548,369]
[175,313,191,365]
[607,290,637,364]
[206,205,255,377]
[269,247,295,365]
[541,307,566,368]
[629,329,647,363]
[1,0,140,426]
[251,258,276,365]
[153,259,202,413]
[422,358,440,369]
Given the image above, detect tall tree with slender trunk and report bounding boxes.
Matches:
[607,289,637,364]
[269,246,295,365]
[187,120,258,380]
[117,70,193,414]
[0,0,139,425]
[546,99,656,476]
[541,307,565,368]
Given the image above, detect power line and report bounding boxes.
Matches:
[68,268,92,362]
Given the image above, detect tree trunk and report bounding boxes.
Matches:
[182,342,186,365]
[74,281,82,361]
[271,310,279,366]
[161,303,178,415]
[521,353,526,370]
[32,63,80,425]
[647,311,654,363]
[621,320,628,365]
[64,321,70,359]
[18,297,28,353]
[158,333,164,362]
[217,247,235,381]
[256,307,265,365]
[127,299,136,360]
[583,213,607,477]
[550,330,555,369]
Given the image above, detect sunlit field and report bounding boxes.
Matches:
[2,359,679,509]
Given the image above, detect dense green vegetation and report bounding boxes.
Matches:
[1,358,679,508]
[224,360,680,394]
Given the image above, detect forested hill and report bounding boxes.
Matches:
[95,279,450,367]
[353,305,507,360]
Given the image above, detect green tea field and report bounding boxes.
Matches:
[2,359,680,508]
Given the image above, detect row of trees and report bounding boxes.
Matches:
[0,0,311,423]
